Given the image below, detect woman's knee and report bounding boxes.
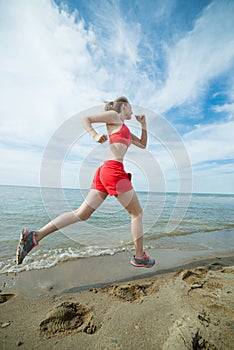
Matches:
[130,208,143,220]
[73,207,93,221]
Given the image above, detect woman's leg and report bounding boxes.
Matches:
[116,189,155,267]
[16,189,108,265]
[115,189,144,257]
[35,189,108,242]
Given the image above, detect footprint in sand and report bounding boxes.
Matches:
[175,262,228,285]
[175,266,225,291]
[40,302,96,338]
[0,293,15,304]
[98,282,158,302]
[175,267,208,282]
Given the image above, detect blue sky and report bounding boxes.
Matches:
[0,0,234,194]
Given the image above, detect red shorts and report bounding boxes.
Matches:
[91,160,133,196]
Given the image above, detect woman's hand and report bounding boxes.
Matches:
[135,115,146,125]
[94,133,108,143]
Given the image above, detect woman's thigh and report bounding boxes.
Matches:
[74,189,108,220]
[115,189,142,217]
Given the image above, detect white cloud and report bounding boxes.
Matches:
[192,162,234,194]
[213,103,234,120]
[151,0,234,112]
[0,0,233,193]
[183,120,234,193]
[0,0,108,146]
[0,0,157,187]
[0,0,153,145]
[0,146,41,186]
[184,120,234,164]
[91,0,141,67]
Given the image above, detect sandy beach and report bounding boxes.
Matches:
[0,249,234,350]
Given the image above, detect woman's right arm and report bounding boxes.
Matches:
[82,111,119,143]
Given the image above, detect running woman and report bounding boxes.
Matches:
[16,97,155,268]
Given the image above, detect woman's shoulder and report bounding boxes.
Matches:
[104,110,121,125]
[83,110,120,125]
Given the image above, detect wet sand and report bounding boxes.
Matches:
[0,249,234,349]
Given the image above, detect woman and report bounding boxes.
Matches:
[16,97,155,268]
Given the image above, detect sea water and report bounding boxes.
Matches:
[0,185,233,273]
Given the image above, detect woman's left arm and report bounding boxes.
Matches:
[131,115,147,149]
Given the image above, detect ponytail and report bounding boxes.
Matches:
[104,101,114,111]
[104,96,129,113]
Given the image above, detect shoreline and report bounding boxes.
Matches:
[1,248,234,296]
[1,249,234,349]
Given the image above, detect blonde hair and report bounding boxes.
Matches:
[104,96,129,113]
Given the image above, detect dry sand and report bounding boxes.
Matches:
[0,251,234,350]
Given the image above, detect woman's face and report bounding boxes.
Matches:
[125,103,133,119]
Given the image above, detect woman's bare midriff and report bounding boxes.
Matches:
[107,143,128,162]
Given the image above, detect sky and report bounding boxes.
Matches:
[0,0,234,194]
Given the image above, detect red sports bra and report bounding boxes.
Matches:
[109,123,132,148]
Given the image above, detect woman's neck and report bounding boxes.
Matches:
[119,113,126,122]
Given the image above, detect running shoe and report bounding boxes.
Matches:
[131,251,155,268]
[16,229,38,265]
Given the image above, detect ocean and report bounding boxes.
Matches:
[0,185,233,274]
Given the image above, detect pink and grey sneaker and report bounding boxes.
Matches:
[131,251,155,268]
[16,229,38,265]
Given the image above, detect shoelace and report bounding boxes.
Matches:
[144,253,150,260]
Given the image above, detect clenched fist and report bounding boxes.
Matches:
[94,133,108,143]
[135,115,146,124]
